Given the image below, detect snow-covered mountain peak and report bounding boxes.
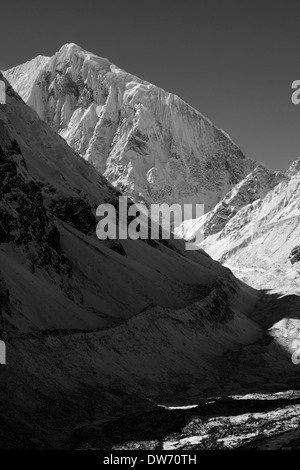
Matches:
[58,42,85,53]
[4,44,261,212]
[54,42,113,72]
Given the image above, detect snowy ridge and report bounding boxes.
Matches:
[6,55,50,102]
[175,164,286,240]
[192,167,300,294]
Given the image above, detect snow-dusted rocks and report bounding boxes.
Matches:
[287,157,300,178]
[289,246,300,265]
[5,43,259,210]
[187,163,300,294]
[4,55,50,103]
[175,164,286,241]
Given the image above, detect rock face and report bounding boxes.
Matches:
[0,124,83,303]
[289,246,300,265]
[5,43,259,211]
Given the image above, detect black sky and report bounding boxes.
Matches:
[1,0,300,171]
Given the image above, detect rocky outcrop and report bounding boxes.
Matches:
[289,246,300,265]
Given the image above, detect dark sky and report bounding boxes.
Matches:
[1,0,300,171]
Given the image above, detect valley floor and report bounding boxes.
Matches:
[71,286,300,450]
[74,390,300,450]
[2,259,300,450]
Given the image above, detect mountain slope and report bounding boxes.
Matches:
[175,163,286,240]
[187,160,300,295]
[1,73,239,332]
[0,72,271,448]
[2,72,300,450]
[5,43,260,212]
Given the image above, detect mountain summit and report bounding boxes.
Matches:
[5,43,262,211]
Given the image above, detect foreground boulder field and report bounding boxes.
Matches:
[1,42,300,449]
